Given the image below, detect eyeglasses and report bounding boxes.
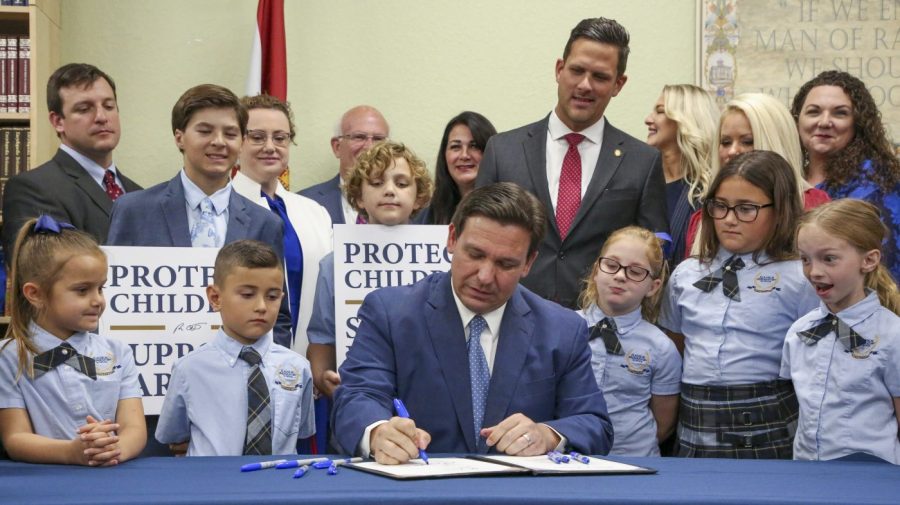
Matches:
[705,200,774,222]
[597,257,653,282]
[246,130,292,147]
[338,132,388,145]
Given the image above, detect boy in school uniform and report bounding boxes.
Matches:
[155,240,314,456]
[106,84,291,345]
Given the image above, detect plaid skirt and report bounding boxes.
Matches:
[676,380,798,459]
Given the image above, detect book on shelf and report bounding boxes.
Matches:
[17,35,27,113]
[0,125,31,222]
[0,35,29,113]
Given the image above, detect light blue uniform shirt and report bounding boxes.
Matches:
[659,248,818,385]
[156,329,314,456]
[781,291,900,464]
[0,323,141,440]
[307,252,336,345]
[579,305,681,456]
[180,169,230,247]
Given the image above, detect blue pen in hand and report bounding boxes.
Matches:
[392,398,429,464]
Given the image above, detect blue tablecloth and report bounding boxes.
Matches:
[1,454,898,505]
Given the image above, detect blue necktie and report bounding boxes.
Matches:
[264,193,304,339]
[190,197,219,247]
[468,315,490,451]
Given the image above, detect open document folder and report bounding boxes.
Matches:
[347,455,656,480]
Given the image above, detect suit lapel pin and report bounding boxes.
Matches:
[614,149,622,157]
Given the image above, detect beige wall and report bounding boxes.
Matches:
[59,0,697,190]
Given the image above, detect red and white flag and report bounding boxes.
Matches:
[246,0,287,100]
[245,0,289,187]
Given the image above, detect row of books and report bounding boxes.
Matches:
[0,1,26,5]
[0,126,30,222]
[0,36,29,113]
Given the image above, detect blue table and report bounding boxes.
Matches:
[1,455,897,504]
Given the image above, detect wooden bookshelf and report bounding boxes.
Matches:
[0,1,59,315]
[0,0,60,171]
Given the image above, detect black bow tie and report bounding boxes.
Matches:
[33,342,96,380]
[693,255,745,301]
[797,313,873,352]
[589,317,622,355]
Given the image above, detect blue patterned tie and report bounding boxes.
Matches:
[190,197,219,247]
[468,315,490,451]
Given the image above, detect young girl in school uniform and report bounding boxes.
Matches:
[782,199,900,463]
[659,150,819,458]
[0,216,146,465]
[578,226,681,456]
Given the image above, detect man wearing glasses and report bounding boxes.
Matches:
[299,105,389,224]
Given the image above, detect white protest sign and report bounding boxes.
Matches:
[333,224,451,367]
[99,246,220,414]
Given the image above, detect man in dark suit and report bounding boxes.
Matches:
[476,18,668,309]
[334,183,612,464]
[106,83,289,347]
[297,105,389,224]
[1,63,141,260]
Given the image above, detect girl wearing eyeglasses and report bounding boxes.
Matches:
[576,226,681,456]
[659,150,819,459]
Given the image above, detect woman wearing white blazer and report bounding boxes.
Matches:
[232,94,333,356]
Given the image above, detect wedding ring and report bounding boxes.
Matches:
[521,433,533,446]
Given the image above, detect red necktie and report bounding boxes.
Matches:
[556,133,584,239]
[103,170,124,201]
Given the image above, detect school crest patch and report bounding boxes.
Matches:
[93,352,117,376]
[850,335,879,360]
[622,350,652,376]
[748,272,781,293]
[275,364,301,391]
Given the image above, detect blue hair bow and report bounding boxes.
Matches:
[33,215,76,234]
[654,231,673,258]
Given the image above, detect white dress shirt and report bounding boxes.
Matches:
[545,111,605,211]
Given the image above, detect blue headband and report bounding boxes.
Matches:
[33,214,76,234]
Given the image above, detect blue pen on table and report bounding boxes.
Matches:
[392,398,430,464]
[275,457,329,470]
[240,459,288,472]
[292,465,310,479]
[312,459,334,469]
[327,457,364,475]
[547,451,569,464]
[569,452,590,464]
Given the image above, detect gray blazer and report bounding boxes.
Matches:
[298,174,344,225]
[476,116,668,309]
[1,148,142,258]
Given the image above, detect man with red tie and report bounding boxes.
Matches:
[476,17,668,309]
[1,63,141,262]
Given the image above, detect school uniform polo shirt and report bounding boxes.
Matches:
[781,292,900,463]
[156,329,314,456]
[660,249,819,386]
[579,305,681,456]
[0,323,141,440]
